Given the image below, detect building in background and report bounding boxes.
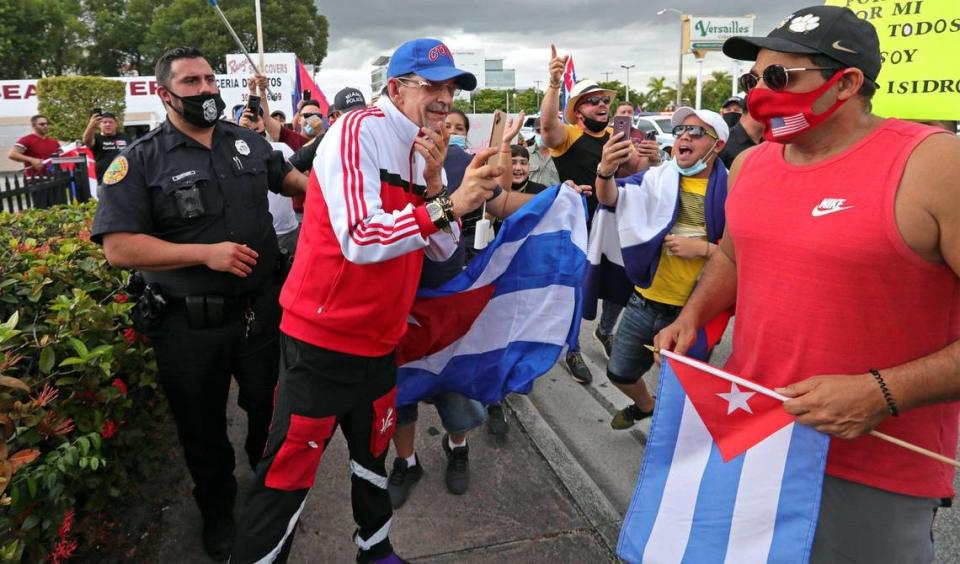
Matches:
[484,59,516,90]
[370,55,391,96]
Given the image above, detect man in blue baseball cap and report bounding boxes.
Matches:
[231,38,504,564]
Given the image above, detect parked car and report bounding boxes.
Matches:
[633,114,675,160]
[519,113,539,142]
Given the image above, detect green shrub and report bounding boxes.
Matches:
[0,202,162,562]
[37,77,127,142]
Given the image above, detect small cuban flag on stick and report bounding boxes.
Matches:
[619,347,960,564]
[618,350,829,564]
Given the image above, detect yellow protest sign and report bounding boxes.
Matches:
[824,0,959,119]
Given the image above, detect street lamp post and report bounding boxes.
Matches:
[534,80,541,108]
[658,8,684,109]
[620,64,635,103]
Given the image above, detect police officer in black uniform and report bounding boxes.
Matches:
[91,47,306,561]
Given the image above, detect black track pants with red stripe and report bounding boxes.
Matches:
[231,335,399,563]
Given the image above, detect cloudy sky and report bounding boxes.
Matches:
[312,0,813,102]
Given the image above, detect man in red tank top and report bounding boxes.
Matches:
[655,6,960,563]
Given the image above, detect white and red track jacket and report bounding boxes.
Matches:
[279,96,460,357]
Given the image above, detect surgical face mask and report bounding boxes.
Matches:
[449,134,467,149]
[302,115,322,137]
[671,140,719,177]
[534,134,544,148]
[167,91,225,128]
[747,71,848,143]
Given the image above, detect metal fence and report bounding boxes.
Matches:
[0,157,92,213]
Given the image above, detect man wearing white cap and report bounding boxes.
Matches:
[595,107,728,430]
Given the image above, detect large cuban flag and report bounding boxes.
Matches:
[395,185,587,407]
[619,355,829,564]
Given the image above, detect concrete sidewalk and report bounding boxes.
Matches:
[156,388,617,563]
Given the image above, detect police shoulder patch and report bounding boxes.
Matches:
[103,156,129,185]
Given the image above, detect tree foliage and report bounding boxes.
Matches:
[454,71,735,117]
[37,77,127,141]
[0,0,87,79]
[0,0,329,79]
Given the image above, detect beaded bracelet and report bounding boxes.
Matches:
[869,368,899,417]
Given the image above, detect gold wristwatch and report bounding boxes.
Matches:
[425,193,455,231]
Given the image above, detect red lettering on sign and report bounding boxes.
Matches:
[2,85,20,99]
[148,80,158,94]
[24,84,36,98]
[130,81,146,96]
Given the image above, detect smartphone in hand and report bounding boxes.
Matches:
[612,115,631,141]
[247,95,261,115]
[92,108,102,117]
[487,110,506,167]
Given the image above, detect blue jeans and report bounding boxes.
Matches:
[396,392,486,435]
[571,300,622,354]
[607,293,681,385]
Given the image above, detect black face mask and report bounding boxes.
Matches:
[167,91,225,128]
[722,112,743,128]
[582,116,608,133]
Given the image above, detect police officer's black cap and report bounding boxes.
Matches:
[333,87,367,113]
[722,5,881,81]
[100,111,117,119]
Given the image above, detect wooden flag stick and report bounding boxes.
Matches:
[255,0,265,74]
[646,345,960,469]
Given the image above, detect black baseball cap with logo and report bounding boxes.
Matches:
[333,87,367,114]
[722,5,881,82]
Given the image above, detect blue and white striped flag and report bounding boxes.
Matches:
[396,185,588,406]
[619,355,829,564]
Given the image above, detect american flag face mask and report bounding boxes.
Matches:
[745,70,848,143]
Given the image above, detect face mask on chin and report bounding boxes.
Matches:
[671,140,719,177]
[582,115,608,133]
[747,71,849,143]
[166,90,226,129]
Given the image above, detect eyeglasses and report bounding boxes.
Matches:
[671,125,718,140]
[301,113,322,119]
[396,77,461,98]
[582,95,611,106]
[738,64,841,93]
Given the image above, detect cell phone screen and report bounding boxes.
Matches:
[612,116,631,140]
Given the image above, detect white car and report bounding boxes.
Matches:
[633,115,675,160]
[519,114,539,141]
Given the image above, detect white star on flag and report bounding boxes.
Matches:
[717,383,756,415]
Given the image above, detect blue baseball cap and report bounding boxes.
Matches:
[386,38,477,91]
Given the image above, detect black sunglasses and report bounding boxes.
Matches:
[582,95,611,106]
[671,125,717,140]
[301,112,322,119]
[738,65,841,93]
